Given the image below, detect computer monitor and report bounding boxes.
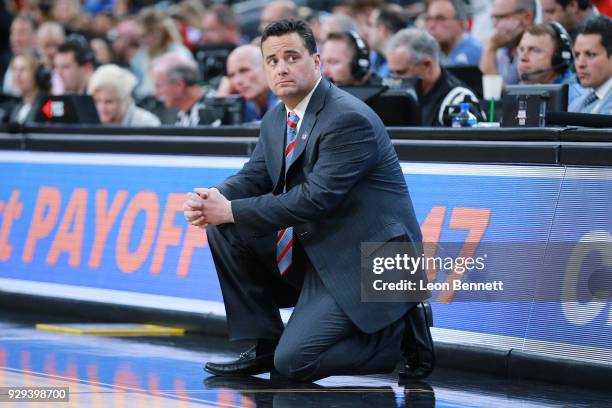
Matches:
[501,84,568,127]
[341,80,422,126]
[198,95,245,125]
[446,65,483,98]
[371,88,421,126]
[340,85,387,104]
[193,44,236,82]
[32,94,100,125]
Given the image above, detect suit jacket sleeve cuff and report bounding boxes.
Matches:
[230,197,269,240]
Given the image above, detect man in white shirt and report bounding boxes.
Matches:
[569,16,612,115]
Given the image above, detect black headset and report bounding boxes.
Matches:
[345,31,371,81]
[549,21,574,74]
[35,63,52,91]
[27,48,52,91]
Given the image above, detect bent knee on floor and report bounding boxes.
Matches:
[273,347,317,382]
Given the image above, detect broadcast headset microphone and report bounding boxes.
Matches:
[519,62,569,82]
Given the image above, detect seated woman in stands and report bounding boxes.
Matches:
[8,49,51,124]
[87,64,161,127]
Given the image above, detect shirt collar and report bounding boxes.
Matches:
[595,76,612,100]
[285,76,322,121]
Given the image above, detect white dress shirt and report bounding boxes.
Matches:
[284,76,322,133]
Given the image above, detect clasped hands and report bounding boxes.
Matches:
[183,188,234,229]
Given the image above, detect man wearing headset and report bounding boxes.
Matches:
[54,36,96,94]
[321,31,380,87]
[516,22,586,105]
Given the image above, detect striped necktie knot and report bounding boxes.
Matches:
[582,91,598,110]
[287,111,299,129]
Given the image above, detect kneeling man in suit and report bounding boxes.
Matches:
[183,19,434,382]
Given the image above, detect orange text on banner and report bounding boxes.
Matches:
[22,187,61,263]
[0,190,24,261]
[88,189,129,269]
[46,188,88,267]
[150,193,185,275]
[115,191,160,273]
[437,207,492,304]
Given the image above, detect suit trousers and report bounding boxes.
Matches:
[206,223,405,381]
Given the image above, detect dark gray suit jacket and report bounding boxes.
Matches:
[216,78,423,334]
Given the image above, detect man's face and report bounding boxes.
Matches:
[11,56,35,93]
[202,13,234,45]
[152,69,184,109]
[92,87,128,124]
[321,39,355,86]
[425,1,464,49]
[387,47,424,79]
[491,0,530,30]
[262,32,321,108]
[541,0,570,26]
[10,19,36,54]
[54,52,85,92]
[111,20,139,56]
[226,50,269,101]
[517,32,556,84]
[574,33,612,89]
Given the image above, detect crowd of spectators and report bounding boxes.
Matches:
[0,0,610,127]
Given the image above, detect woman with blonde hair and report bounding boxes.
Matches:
[87,64,160,126]
[9,49,51,124]
[131,7,194,97]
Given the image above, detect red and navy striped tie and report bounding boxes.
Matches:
[277,111,299,275]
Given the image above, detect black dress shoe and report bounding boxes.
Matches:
[204,345,275,377]
[399,302,435,380]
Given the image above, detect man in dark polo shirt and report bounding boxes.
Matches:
[387,28,484,126]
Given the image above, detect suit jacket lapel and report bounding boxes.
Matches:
[287,79,329,171]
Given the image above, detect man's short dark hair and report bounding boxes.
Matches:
[261,19,317,55]
[554,0,591,11]
[577,15,612,56]
[376,4,409,33]
[57,35,95,66]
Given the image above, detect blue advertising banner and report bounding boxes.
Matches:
[0,152,610,364]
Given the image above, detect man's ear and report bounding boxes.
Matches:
[313,53,321,71]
